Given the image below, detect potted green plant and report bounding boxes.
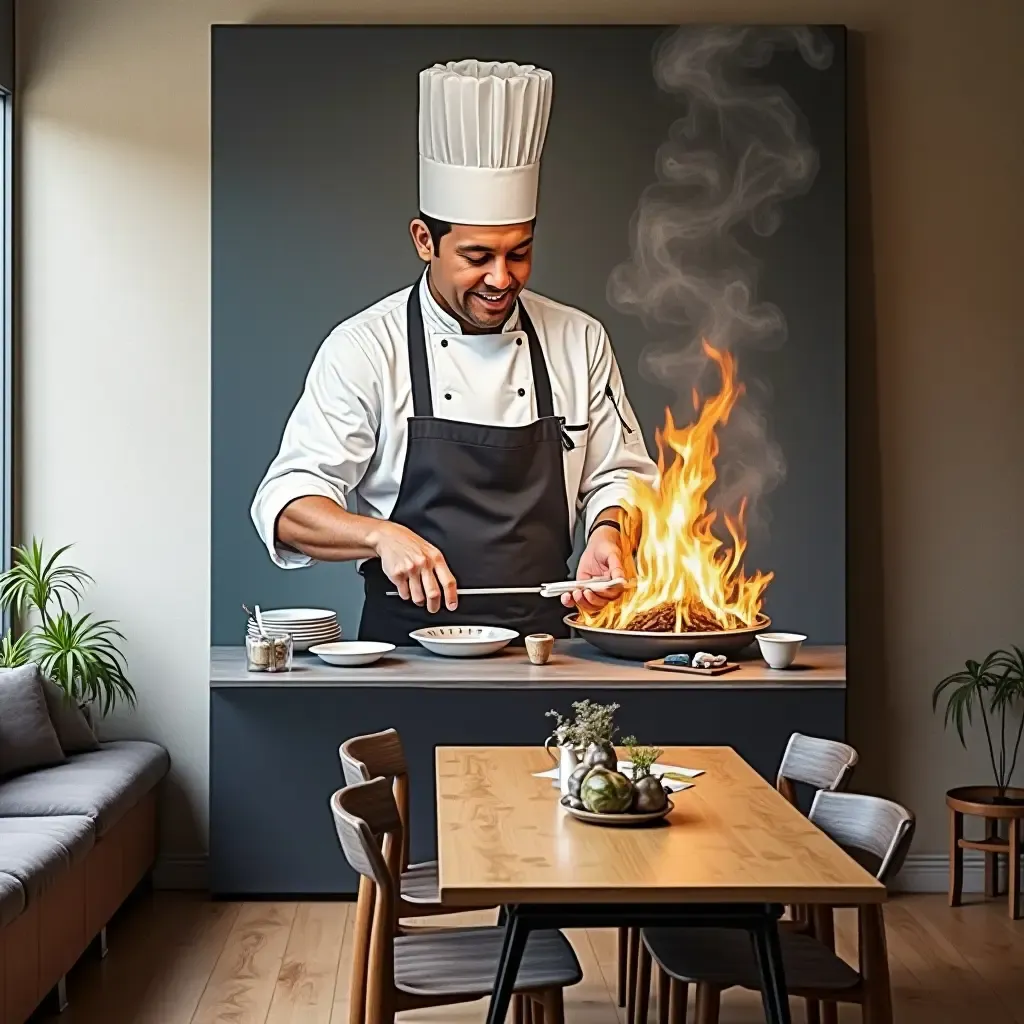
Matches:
[932,646,1024,804]
[0,539,135,716]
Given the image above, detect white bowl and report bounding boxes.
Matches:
[409,625,519,658]
[308,641,395,667]
[756,632,807,669]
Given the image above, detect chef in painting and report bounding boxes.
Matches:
[251,59,658,646]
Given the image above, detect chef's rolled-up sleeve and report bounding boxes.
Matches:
[577,325,659,537]
[250,328,382,568]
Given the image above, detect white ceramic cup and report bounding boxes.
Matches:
[756,632,807,669]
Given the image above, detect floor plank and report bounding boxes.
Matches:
[191,901,298,1024]
[266,903,348,1024]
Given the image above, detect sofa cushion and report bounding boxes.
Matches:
[0,831,75,901]
[0,870,25,927]
[0,740,169,836]
[0,664,67,777]
[41,677,100,754]
[0,815,95,864]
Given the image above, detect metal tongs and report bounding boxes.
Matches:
[385,575,634,599]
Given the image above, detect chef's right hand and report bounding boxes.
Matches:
[371,522,458,613]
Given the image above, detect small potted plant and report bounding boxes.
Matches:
[0,539,136,718]
[932,645,1024,804]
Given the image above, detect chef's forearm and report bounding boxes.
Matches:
[275,495,383,562]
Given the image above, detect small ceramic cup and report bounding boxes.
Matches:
[525,633,555,666]
[756,632,807,669]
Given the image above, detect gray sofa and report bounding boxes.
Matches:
[0,665,169,1022]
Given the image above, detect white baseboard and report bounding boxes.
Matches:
[152,855,208,891]
[891,851,1020,893]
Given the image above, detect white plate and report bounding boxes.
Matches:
[247,622,339,630]
[252,608,338,624]
[245,614,333,622]
[247,632,342,644]
[249,630,342,652]
[409,625,519,658]
[308,641,395,667]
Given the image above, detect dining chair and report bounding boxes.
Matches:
[340,728,527,1024]
[636,790,914,1024]
[331,775,583,1024]
[622,732,859,1023]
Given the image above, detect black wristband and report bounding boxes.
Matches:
[587,518,622,542]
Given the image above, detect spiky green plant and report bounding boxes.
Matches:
[932,646,1024,797]
[0,539,135,715]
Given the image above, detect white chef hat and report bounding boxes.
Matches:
[418,59,554,226]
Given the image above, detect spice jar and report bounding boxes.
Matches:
[246,633,293,673]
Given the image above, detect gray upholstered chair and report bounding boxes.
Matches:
[624,732,859,1023]
[637,790,914,1024]
[330,776,582,1024]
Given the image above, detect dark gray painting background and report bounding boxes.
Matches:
[211,25,846,646]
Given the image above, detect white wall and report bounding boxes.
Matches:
[16,0,1024,885]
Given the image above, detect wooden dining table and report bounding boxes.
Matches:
[435,745,885,1024]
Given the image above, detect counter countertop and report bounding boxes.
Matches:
[210,640,845,689]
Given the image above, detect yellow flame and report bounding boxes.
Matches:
[579,339,772,633]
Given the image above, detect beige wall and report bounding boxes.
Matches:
[15,0,1024,882]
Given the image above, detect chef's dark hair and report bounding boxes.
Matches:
[418,211,537,255]
[419,212,453,253]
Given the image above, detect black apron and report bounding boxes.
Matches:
[358,284,573,646]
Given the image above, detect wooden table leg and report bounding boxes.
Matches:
[985,818,1000,897]
[1009,815,1021,920]
[949,807,964,907]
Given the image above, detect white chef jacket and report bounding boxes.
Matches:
[251,271,659,568]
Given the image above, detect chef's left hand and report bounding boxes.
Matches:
[562,524,626,611]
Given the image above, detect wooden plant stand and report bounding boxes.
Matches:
[947,786,1024,919]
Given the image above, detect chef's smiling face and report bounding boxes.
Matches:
[410,218,534,333]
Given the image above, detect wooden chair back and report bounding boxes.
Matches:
[331,777,404,1024]
[776,733,859,804]
[809,790,916,884]
[340,728,412,870]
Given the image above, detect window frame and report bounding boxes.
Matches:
[0,86,11,634]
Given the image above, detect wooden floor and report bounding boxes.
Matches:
[36,892,1024,1023]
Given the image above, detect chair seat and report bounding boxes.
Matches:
[643,926,862,993]
[394,925,582,998]
[401,859,440,904]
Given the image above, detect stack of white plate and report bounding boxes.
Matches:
[246,608,341,652]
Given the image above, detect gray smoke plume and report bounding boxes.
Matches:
[609,25,833,536]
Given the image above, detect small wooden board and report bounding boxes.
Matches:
[644,658,740,676]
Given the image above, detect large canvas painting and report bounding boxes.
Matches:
[210,24,846,647]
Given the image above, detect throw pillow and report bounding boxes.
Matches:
[0,664,67,776]
[40,676,100,754]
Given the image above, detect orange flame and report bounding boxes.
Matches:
[580,339,772,633]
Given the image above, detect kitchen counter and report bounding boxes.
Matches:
[209,640,847,897]
[211,640,845,688]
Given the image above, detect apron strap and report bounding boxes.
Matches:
[407,283,434,418]
[406,281,556,420]
[517,303,555,420]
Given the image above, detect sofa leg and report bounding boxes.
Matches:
[46,976,68,1013]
